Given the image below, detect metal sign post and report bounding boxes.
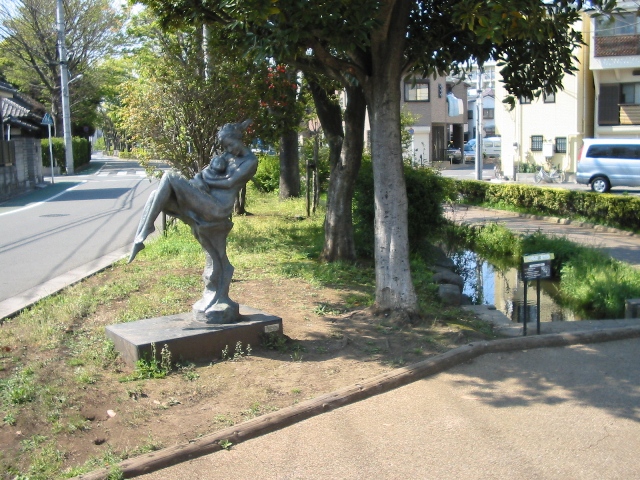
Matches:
[41,113,55,184]
[521,253,554,336]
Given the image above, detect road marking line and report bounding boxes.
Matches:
[116,171,128,176]
[0,182,87,217]
[96,172,109,176]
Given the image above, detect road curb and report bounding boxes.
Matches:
[0,246,129,321]
[73,325,640,480]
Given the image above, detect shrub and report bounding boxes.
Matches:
[252,153,280,193]
[454,180,640,232]
[42,137,91,172]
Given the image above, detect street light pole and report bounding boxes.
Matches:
[474,67,484,181]
[56,0,74,175]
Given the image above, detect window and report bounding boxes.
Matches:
[519,96,531,104]
[595,13,640,37]
[531,135,543,151]
[555,137,567,153]
[467,109,473,120]
[404,80,430,102]
[587,144,640,159]
[621,83,640,104]
[544,92,556,103]
[483,108,494,119]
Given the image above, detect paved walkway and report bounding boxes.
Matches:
[446,204,640,268]
[138,338,640,480]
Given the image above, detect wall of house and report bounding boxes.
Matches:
[495,18,591,178]
[0,137,44,201]
[402,78,468,164]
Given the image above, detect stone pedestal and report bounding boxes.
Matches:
[106,305,282,366]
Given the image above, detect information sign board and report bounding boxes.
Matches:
[522,253,554,281]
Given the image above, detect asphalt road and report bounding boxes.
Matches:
[0,155,159,305]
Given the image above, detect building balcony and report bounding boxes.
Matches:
[595,35,640,57]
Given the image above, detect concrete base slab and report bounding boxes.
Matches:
[105,305,282,366]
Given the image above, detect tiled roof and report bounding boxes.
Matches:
[0,81,45,135]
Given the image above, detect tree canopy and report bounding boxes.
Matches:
[0,0,124,134]
[135,0,615,317]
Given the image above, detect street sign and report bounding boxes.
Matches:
[41,113,54,126]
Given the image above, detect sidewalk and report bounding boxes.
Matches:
[445,204,640,268]
[136,336,640,480]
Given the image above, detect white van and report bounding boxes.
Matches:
[464,136,501,163]
[576,139,640,193]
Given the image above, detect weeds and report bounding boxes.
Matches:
[221,341,252,361]
[121,343,172,381]
[260,332,288,352]
[1,366,36,406]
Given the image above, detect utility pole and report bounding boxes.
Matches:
[474,66,484,181]
[56,0,74,174]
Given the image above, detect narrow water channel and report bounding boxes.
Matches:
[449,251,586,323]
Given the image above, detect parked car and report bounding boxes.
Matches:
[463,137,502,163]
[576,139,640,193]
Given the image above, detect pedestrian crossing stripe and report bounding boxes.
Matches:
[96,171,147,176]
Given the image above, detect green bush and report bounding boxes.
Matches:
[41,137,65,169]
[354,159,456,258]
[455,180,640,232]
[42,137,91,172]
[252,153,280,193]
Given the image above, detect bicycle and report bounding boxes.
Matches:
[534,165,565,184]
[493,159,505,180]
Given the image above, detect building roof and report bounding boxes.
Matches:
[0,81,46,136]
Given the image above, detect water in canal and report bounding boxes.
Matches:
[449,250,586,323]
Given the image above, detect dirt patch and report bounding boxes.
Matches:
[0,273,491,478]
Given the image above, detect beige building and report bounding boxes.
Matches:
[494,15,593,179]
[590,1,640,139]
[399,75,470,165]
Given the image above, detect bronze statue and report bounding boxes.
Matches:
[128,119,258,323]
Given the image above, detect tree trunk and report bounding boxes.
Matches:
[279,129,300,198]
[233,187,247,215]
[318,85,365,262]
[362,0,418,314]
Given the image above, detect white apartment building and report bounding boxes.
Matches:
[494,15,593,179]
[590,1,640,139]
[466,62,497,141]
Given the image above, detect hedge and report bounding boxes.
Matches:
[42,137,91,172]
[455,180,640,232]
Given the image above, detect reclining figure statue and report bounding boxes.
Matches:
[128,119,258,324]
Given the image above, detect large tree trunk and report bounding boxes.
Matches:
[318,85,365,262]
[362,0,418,315]
[279,129,300,198]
